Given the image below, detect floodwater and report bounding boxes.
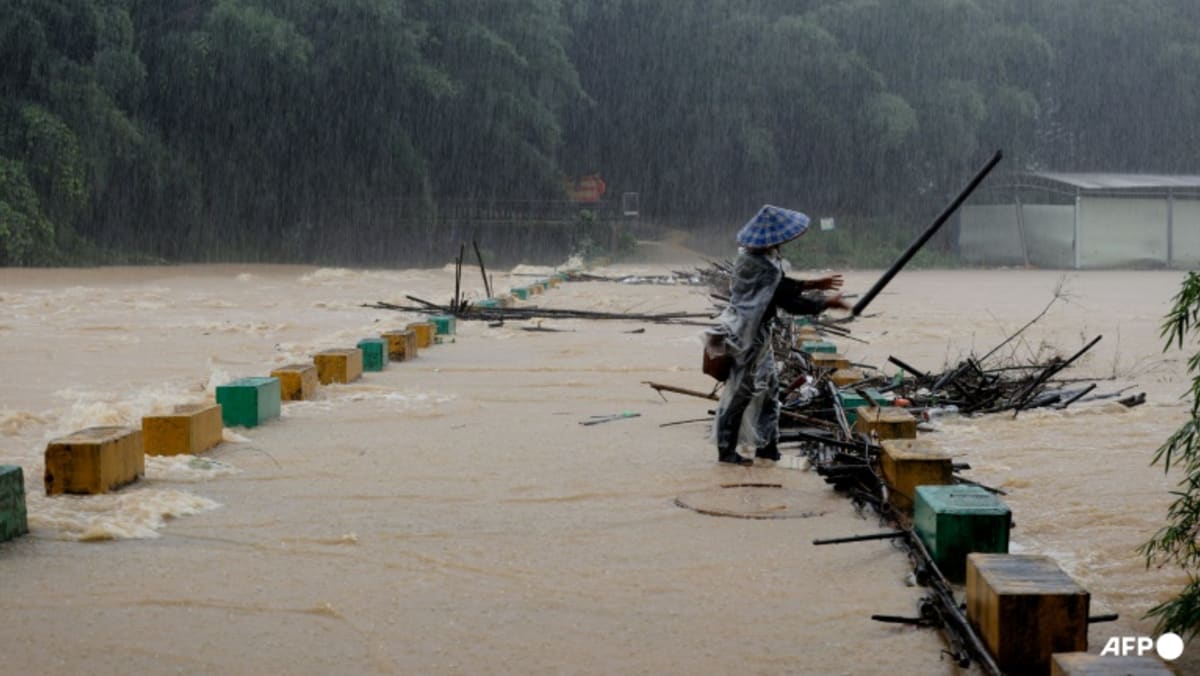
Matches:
[0,253,1195,674]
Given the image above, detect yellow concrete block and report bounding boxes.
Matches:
[854,406,917,440]
[967,554,1089,675]
[1051,652,1172,675]
[529,283,543,295]
[407,322,434,348]
[142,403,224,456]
[879,439,953,511]
[381,329,419,361]
[796,327,821,342]
[831,368,865,387]
[313,348,363,385]
[810,352,851,370]
[45,426,144,495]
[271,364,319,401]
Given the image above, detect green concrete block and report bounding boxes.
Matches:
[476,298,500,308]
[512,287,529,300]
[914,485,1011,582]
[430,315,456,336]
[215,377,281,428]
[802,340,838,354]
[793,317,813,327]
[0,465,28,542]
[357,338,389,371]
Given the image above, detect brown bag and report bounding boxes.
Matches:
[702,333,733,381]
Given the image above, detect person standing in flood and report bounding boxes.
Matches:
[709,205,847,465]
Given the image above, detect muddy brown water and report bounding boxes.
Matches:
[0,261,1195,674]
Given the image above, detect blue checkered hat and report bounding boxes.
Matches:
[735,205,810,248]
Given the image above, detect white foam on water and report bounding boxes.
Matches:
[299,268,358,284]
[27,488,222,541]
[145,455,241,482]
[203,360,236,395]
[52,384,206,436]
[0,408,51,436]
[222,429,252,443]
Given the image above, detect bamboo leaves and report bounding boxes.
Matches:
[1141,271,1200,639]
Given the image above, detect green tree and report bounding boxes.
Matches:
[1141,272,1200,638]
[0,156,56,264]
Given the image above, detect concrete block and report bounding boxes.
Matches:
[801,340,838,354]
[142,403,224,456]
[831,368,864,387]
[511,287,529,301]
[215,377,281,428]
[430,315,456,336]
[880,439,954,511]
[356,338,389,372]
[44,426,144,495]
[271,364,319,401]
[795,326,820,342]
[314,349,363,384]
[407,322,434,348]
[810,352,851,370]
[838,390,892,426]
[0,465,28,542]
[1051,652,1172,675]
[915,485,1010,581]
[853,405,917,440]
[967,554,1088,675]
[381,330,418,362]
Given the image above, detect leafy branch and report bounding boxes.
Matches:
[1141,271,1200,638]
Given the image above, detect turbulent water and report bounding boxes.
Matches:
[0,258,1195,674]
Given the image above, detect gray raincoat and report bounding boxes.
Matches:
[708,248,824,453]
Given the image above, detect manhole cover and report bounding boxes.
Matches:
[674,483,829,520]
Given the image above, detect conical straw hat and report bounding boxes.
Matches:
[735,205,810,248]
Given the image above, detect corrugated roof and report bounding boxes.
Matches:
[1028,172,1200,190]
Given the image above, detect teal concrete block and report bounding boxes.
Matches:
[430,315,456,336]
[0,465,28,542]
[512,287,529,300]
[476,298,500,309]
[215,377,281,428]
[793,317,813,327]
[914,485,1011,582]
[357,338,389,371]
[802,340,838,354]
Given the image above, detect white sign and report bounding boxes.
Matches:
[820,217,835,231]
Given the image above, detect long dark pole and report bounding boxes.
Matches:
[852,150,1004,317]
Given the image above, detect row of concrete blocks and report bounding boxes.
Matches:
[805,330,1168,676]
[0,319,462,540]
[2,269,579,547]
[508,272,567,301]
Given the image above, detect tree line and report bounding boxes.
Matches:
[4,0,1200,265]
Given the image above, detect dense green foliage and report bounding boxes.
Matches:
[1141,272,1200,639]
[3,0,1200,264]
